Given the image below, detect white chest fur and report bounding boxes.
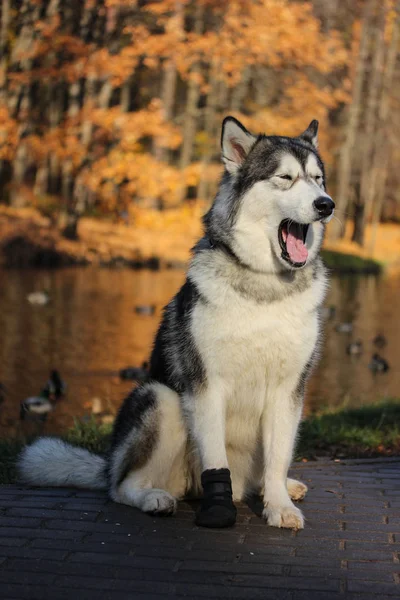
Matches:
[189,253,326,453]
[193,287,319,392]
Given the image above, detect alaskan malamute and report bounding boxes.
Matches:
[18,117,334,529]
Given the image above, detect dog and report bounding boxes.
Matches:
[18,117,334,529]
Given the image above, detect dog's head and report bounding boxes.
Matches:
[205,117,334,273]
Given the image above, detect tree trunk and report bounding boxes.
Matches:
[197,61,220,200]
[153,60,178,162]
[120,77,132,113]
[354,5,386,246]
[368,9,399,254]
[81,75,96,146]
[0,0,10,103]
[312,0,339,32]
[98,80,113,109]
[328,0,375,241]
[152,1,184,162]
[230,67,252,112]
[352,200,364,245]
[177,3,205,202]
[68,81,81,118]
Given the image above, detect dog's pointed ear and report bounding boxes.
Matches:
[299,120,319,148]
[221,116,257,174]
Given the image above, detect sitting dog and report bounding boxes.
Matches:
[18,117,334,529]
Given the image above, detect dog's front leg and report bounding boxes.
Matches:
[188,386,237,528]
[262,387,304,529]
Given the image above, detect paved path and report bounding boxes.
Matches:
[0,458,399,600]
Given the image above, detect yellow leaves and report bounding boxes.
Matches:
[84,149,209,210]
[86,99,182,152]
[0,107,19,161]
[85,46,139,85]
[105,0,138,6]
[2,0,357,217]
[180,0,349,85]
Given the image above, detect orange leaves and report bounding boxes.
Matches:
[88,99,182,150]
[86,46,139,86]
[25,127,86,169]
[2,0,356,218]
[177,0,348,87]
[0,107,19,161]
[104,0,137,7]
[81,144,208,210]
[41,99,185,210]
[83,152,179,210]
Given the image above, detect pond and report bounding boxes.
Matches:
[0,267,398,437]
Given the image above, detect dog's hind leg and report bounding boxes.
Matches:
[287,478,308,501]
[109,383,188,515]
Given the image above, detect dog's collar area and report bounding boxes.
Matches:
[278,220,309,268]
[207,236,242,265]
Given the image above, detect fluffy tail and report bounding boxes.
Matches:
[17,438,107,490]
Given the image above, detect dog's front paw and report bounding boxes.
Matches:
[262,502,304,530]
[196,468,237,528]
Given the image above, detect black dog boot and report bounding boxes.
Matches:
[195,468,237,528]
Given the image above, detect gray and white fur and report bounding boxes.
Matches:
[18,117,334,529]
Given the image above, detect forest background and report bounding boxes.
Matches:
[0,0,399,268]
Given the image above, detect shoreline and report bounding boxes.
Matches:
[1,205,394,274]
[1,400,399,484]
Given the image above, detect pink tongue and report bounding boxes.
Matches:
[286,230,308,263]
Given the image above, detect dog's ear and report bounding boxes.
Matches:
[221,116,257,174]
[299,120,319,148]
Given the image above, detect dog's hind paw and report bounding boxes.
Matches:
[141,490,177,515]
[263,503,304,530]
[287,478,308,501]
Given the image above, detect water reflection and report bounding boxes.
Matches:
[0,268,398,437]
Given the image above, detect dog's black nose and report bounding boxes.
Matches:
[313,197,335,217]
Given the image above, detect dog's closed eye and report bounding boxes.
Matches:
[278,175,292,181]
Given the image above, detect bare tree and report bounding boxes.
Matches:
[177,3,205,202]
[328,0,375,241]
[368,8,399,254]
[353,5,386,245]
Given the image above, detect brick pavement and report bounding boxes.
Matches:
[0,458,399,600]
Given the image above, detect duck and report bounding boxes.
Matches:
[373,334,387,348]
[335,322,353,334]
[43,370,66,400]
[20,370,66,421]
[346,340,363,356]
[368,354,389,373]
[20,395,53,421]
[27,291,50,306]
[134,305,155,316]
[119,361,149,381]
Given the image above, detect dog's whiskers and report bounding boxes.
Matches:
[331,214,345,234]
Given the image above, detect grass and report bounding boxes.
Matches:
[0,401,399,485]
[296,400,400,460]
[321,249,382,274]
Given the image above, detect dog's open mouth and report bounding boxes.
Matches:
[278,220,309,268]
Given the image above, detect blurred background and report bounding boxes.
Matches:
[0,0,399,441]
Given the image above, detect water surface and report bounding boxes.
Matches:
[0,268,398,437]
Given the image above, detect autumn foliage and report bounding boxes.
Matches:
[0,0,399,245]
